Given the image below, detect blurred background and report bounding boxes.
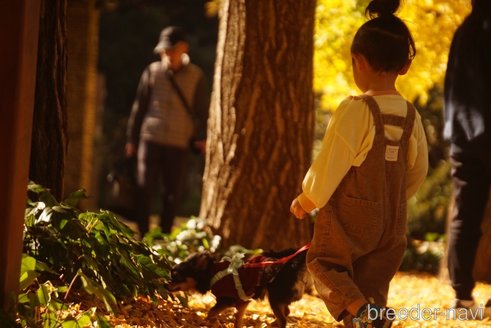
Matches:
[95,1,218,218]
[61,0,488,276]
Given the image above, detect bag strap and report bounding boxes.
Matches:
[166,70,196,120]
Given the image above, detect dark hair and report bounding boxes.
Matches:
[351,0,416,72]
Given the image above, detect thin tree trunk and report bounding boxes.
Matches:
[29,0,68,199]
[64,0,100,208]
[201,0,315,250]
[0,0,41,313]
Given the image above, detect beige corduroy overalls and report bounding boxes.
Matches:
[306,95,416,324]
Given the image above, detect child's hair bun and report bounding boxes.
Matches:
[366,0,400,18]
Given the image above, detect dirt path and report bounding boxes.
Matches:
[108,272,490,327]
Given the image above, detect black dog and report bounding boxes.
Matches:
[166,247,312,328]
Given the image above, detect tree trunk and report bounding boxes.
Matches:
[201,0,315,250]
[0,0,41,313]
[64,0,100,208]
[29,0,67,199]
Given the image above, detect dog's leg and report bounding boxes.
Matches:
[268,301,288,328]
[234,301,250,328]
[282,303,290,318]
[207,298,234,323]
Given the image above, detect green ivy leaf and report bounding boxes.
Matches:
[35,258,59,275]
[96,316,112,328]
[63,189,87,207]
[76,313,93,327]
[36,208,53,224]
[19,269,39,291]
[60,318,78,328]
[36,283,51,306]
[136,255,169,278]
[17,291,34,305]
[20,254,36,273]
[60,219,88,239]
[78,271,117,313]
[39,191,59,208]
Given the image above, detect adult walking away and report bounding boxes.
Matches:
[126,26,209,237]
[444,0,491,317]
[290,0,428,326]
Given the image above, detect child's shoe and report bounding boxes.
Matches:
[352,303,393,328]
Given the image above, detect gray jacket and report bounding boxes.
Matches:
[127,61,209,149]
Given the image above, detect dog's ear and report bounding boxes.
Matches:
[194,251,214,269]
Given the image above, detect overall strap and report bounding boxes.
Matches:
[360,95,416,163]
[360,95,416,146]
[360,95,385,136]
[382,114,405,127]
[399,102,416,149]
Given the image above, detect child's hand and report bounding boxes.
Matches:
[290,198,307,219]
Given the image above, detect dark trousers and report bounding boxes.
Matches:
[447,142,490,300]
[136,141,189,236]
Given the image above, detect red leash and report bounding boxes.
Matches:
[243,242,311,268]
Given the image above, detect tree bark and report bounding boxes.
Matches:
[29,0,67,199]
[64,0,100,208]
[0,0,41,313]
[201,0,315,250]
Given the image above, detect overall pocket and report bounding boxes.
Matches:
[334,195,383,255]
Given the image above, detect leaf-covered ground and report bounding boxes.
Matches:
[105,272,490,327]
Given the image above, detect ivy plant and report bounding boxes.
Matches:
[14,182,172,327]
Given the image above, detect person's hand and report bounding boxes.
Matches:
[125,143,136,158]
[290,198,307,220]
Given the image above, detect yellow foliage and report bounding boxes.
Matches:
[205,0,221,17]
[103,273,491,327]
[315,0,471,110]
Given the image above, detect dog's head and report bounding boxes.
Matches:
[166,251,216,294]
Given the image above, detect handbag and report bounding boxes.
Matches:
[105,158,138,220]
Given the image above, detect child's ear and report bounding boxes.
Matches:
[352,53,368,71]
[398,60,412,75]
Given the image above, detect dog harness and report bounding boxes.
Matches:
[209,243,311,302]
[210,253,256,302]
